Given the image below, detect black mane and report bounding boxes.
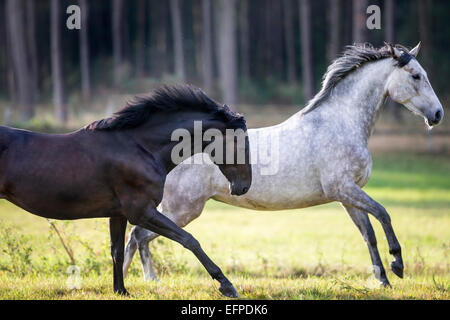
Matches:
[86,85,245,131]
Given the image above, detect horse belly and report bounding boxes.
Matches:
[1,155,117,219]
[2,181,117,220]
[213,172,327,211]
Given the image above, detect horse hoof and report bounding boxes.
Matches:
[391,261,404,278]
[144,276,159,282]
[115,289,130,296]
[380,280,391,288]
[219,283,238,298]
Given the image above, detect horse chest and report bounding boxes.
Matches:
[355,163,372,187]
[213,164,324,210]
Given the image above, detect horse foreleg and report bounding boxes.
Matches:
[109,216,129,295]
[343,205,390,286]
[332,181,404,280]
[136,207,238,298]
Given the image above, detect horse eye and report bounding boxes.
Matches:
[412,74,421,80]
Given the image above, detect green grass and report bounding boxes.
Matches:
[0,152,448,299]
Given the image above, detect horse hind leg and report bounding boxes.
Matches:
[123,226,158,281]
[136,228,159,281]
[123,227,138,278]
[139,242,158,281]
[343,205,390,287]
[331,181,404,281]
[135,206,238,298]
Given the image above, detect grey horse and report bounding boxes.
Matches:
[124,43,444,287]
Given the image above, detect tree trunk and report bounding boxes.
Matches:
[151,1,168,77]
[79,0,91,100]
[252,1,265,79]
[417,0,433,151]
[384,0,395,44]
[283,0,297,84]
[112,0,123,87]
[26,0,39,104]
[170,0,185,80]
[6,0,34,121]
[201,0,214,93]
[263,0,271,75]
[135,0,146,78]
[51,0,66,123]
[417,0,432,72]
[299,0,314,101]
[3,4,16,108]
[193,0,203,79]
[270,0,283,78]
[218,0,238,105]
[122,2,130,65]
[0,3,6,100]
[343,0,353,46]
[327,0,341,63]
[239,0,250,80]
[0,3,4,94]
[384,0,402,121]
[352,0,368,43]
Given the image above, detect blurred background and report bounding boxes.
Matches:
[0,0,449,150]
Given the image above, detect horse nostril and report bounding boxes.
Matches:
[242,187,248,194]
[435,110,442,122]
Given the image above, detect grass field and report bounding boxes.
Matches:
[0,152,448,300]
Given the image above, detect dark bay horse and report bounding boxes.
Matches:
[0,85,252,297]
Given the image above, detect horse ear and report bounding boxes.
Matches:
[409,42,421,57]
[384,42,401,59]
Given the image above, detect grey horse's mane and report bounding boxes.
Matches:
[300,43,411,115]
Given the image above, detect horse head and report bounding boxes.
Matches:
[385,42,444,127]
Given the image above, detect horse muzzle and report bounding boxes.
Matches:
[230,183,250,196]
[426,108,444,126]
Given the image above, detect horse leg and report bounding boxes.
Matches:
[136,207,238,298]
[123,226,158,281]
[139,241,158,281]
[137,231,158,281]
[125,196,208,281]
[109,216,129,295]
[332,181,404,279]
[343,205,390,286]
[123,227,137,278]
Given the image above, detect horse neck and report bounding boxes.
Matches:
[135,115,224,173]
[0,126,14,151]
[301,59,393,141]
